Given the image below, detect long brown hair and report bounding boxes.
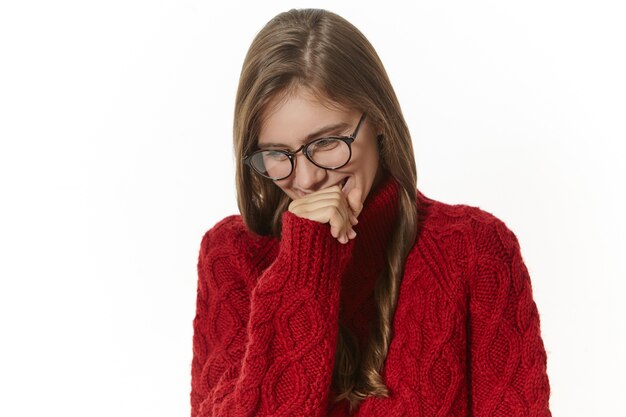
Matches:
[233,8,418,411]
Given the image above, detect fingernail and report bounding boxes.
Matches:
[348,229,356,239]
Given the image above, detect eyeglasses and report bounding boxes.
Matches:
[243,113,367,180]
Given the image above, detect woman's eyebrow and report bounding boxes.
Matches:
[259,121,351,148]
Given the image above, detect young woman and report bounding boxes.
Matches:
[191,8,551,417]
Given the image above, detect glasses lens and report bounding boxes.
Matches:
[309,138,351,168]
[250,150,292,179]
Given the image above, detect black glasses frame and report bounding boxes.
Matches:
[243,113,367,180]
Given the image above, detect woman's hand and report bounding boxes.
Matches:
[288,186,363,244]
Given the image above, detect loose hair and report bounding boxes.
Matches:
[233,8,418,412]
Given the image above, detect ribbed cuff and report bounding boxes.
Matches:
[273,210,355,293]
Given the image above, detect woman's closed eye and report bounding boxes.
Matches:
[264,150,289,160]
[314,138,341,149]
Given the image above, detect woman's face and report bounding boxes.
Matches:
[257,88,384,204]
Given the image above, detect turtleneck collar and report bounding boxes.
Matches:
[339,170,401,333]
[351,169,400,266]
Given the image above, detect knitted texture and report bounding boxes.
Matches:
[191,174,551,416]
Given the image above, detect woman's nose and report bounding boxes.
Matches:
[292,153,325,190]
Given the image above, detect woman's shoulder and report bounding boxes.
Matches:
[415,189,521,256]
[198,214,275,261]
[203,214,247,239]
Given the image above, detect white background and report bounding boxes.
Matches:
[1,1,624,416]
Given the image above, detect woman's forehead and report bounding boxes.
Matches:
[258,90,356,147]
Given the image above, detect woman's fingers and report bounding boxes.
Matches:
[347,187,364,217]
[288,185,358,244]
[328,208,355,244]
[294,195,348,215]
[288,185,342,210]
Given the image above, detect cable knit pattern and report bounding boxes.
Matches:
[191,173,551,417]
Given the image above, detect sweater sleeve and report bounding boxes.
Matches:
[468,218,551,417]
[191,211,354,417]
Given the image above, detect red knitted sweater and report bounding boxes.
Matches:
[191,173,551,416]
